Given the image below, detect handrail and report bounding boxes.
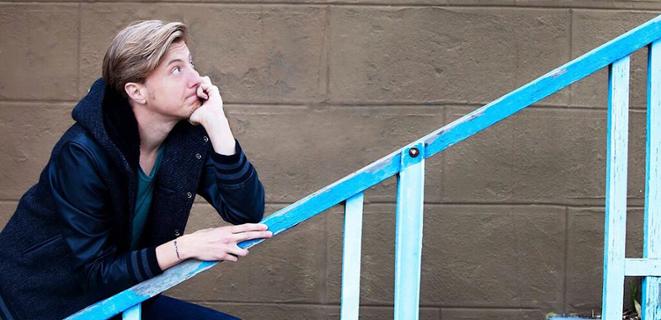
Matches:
[67,14,661,320]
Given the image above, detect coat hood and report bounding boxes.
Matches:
[72,78,140,173]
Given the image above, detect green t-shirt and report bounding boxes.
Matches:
[131,148,164,249]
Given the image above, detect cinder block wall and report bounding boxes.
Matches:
[2,1,661,319]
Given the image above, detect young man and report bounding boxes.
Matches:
[0,20,271,320]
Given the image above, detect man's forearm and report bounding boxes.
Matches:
[201,116,236,156]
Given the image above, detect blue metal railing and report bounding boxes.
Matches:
[67,15,661,320]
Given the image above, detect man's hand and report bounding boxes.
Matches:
[189,76,224,127]
[188,76,236,155]
[178,223,272,262]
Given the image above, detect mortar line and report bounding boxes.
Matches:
[188,299,543,310]
[0,99,650,111]
[257,200,642,209]
[76,2,81,99]
[320,197,329,304]
[568,8,574,107]
[4,2,661,10]
[0,199,645,209]
[562,205,569,314]
[323,4,331,104]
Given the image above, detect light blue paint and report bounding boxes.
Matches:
[602,56,630,320]
[643,40,661,320]
[625,258,661,276]
[68,15,661,320]
[66,259,217,319]
[66,290,148,320]
[340,193,364,320]
[122,304,141,320]
[394,144,425,320]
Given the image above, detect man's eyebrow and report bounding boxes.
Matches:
[167,58,185,66]
[166,54,193,66]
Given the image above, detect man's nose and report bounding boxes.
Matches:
[189,69,202,88]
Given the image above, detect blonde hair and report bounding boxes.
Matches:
[102,20,187,96]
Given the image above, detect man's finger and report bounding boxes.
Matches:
[227,246,249,257]
[233,231,272,242]
[231,223,268,233]
[222,254,238,262]
[196,83,209,100]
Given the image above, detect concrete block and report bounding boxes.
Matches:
[79,4,326,103]
[328,7,570,105]
[54,0,661,10]
[515,1,661,10]
[0,102,74,200]
[166,203,328,303]
[565,207,643,314]
[570,10,660,109]
[326,204,565,309]
[328,0,661,9]
[221,105,446,204]
[441,106,646,205]
[0,4,79,100]
[0,201,18,229]
[441,307,546,320]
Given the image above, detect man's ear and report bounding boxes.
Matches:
[124,82,147,105]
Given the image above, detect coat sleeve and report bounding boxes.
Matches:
[48,141,162,295]
[197,139,265,224]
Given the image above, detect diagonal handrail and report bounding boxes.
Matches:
[67,14,661,320]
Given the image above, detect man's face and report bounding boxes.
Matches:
[142,41,202,121]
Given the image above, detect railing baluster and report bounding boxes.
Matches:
[394,143,425,320]
[122,304,141,320]
[602,56,630,320]
[643,40,661,320]
[340,193,364,320]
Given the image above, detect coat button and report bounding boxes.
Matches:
[195,153,202,160]
[203,136,209,143]
[186,192,193,199]
[174,229,180,237]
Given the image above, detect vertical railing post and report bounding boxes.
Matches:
[643,40,661,320]
[122,304,141,320]
[394,143,425,320]
[602,56,631,320]
[340,193,364,320]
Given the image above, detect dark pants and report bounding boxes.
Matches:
[112,295,239,320]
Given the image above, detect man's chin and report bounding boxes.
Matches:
[190,99,203,110]
[184,103,201,121]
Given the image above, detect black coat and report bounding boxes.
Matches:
[0,79,265,320]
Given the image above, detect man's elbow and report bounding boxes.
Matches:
[255,200,266,222]
[249,184,267,223]
[247,190,265,223]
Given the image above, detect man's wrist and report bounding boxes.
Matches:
[199,112,229,130]
[176,235,192,260]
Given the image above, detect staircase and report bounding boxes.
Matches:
[66,14,661,320]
